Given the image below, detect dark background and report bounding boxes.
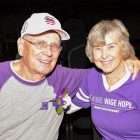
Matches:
[0,0,140,62]
[0,1,140,140]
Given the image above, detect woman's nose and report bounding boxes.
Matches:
[101,48,108,59]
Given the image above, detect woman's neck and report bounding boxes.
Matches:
[105,62,126,87]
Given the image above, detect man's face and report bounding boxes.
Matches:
[18,32,62,78]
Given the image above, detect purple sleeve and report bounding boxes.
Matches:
[47,65,89,97]
[72,68,99,108]
[0,61,11,89]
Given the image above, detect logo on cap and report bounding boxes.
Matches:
[44,16,55,25]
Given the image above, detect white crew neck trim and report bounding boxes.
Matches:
[102,64,131,92]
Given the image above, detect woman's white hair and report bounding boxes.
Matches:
[85,19,135,62]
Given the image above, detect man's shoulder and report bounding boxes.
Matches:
[0,60,9,65]
[0,61,12,88]
[0,61,10,72]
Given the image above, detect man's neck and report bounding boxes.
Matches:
[12,60,45,81]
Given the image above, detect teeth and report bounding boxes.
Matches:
[102,60,112,64]
[40,60,51,64]
[103,61,111,63]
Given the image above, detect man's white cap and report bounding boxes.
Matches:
[21,13,70,40]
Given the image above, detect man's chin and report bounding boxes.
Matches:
[41,69,52,76]
[37,63,57,76]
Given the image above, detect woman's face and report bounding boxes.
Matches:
[92,34,124,74]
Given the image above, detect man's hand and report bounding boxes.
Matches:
[126,58,140,80]
[63,94,81,114]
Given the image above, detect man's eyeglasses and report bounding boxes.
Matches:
[22,38,61,52]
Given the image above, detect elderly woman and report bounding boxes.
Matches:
[66,19,140,140]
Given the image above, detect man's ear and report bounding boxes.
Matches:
[17,38,24,56]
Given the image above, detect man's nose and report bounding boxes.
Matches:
[42,45,52,56]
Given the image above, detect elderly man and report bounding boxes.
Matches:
[0,13,139,140]
[0,13,86,140]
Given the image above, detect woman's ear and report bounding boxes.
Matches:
[17,38,24,56]
[59,46,62,53]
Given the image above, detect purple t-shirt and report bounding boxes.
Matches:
[73,68,140,140]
